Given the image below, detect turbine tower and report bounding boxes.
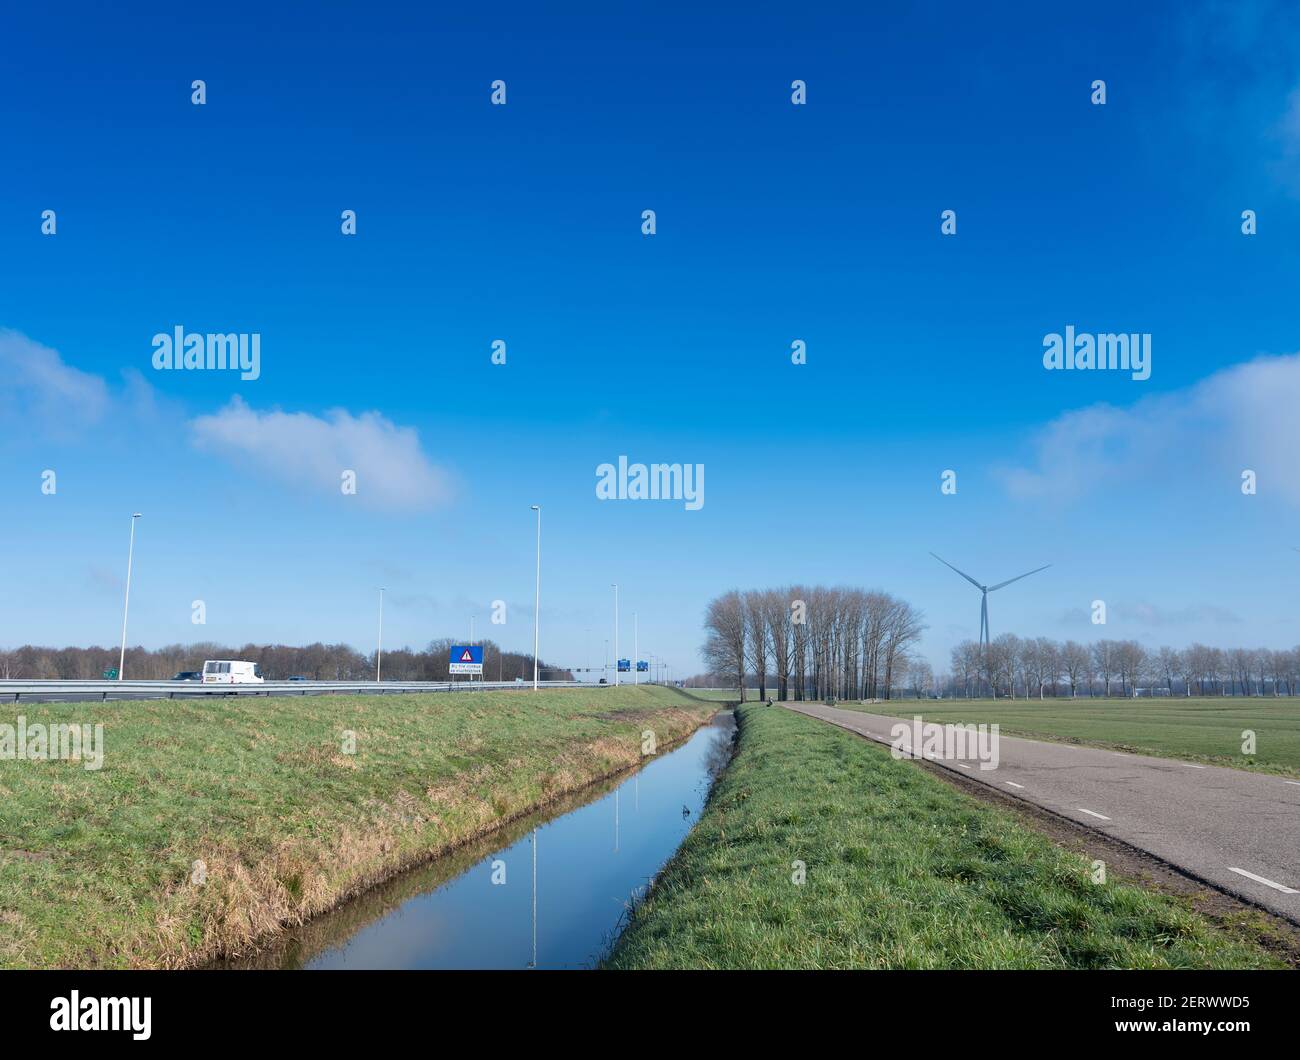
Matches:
[930,552,1051,649]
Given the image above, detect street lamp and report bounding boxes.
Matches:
[118,513,141,681]
[633,611,638,686]
[531,505,541,690]
[377,588,385,683]
[611,583,619,687]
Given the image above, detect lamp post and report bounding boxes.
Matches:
[118,513,141,680]
[377,587,385,682]
[531,505,541,690]
[633,611,638,686]
[611,583,619,687]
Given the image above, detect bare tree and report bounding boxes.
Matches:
[1157,647,1179,696]
[950,641,980,698]
[1091,640,1116,697]
[1114,640,1146,697]
[702,586,924,704]
[702,590,748,701]
[743,591,769,700]
[760,589,794,700]
[988,634,1018,698]
[1061,640,1088,698]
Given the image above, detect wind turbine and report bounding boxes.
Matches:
[930,552,1051,649]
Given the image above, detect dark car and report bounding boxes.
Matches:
[287,675,308,682]
[171,671,202,682]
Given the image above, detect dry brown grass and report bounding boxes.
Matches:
[0,685,713,968]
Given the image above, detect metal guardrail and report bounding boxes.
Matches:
[0,679,583,704]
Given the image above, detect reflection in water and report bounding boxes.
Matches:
[530,826,537,969]
[218,710,735,970]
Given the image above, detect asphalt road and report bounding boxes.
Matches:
[786,702,1300,925]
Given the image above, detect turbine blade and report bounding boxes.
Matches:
[930,552,983,591]
[987,564,1051,592]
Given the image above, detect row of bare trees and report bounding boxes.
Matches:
[701,587,926,701]
[0,639,571,683]
[946,636,1300,698]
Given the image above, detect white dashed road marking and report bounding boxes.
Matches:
[1005,781,1025,789]
[1227,868,1299,895]
[1078,808,1111,821]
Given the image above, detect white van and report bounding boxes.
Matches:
[202,660,265,684]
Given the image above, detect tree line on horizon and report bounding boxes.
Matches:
[0,639,573,683]
[942,635,1300,698]
[688,631,1300,699]
[700,586,925,701]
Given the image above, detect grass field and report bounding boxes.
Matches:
[605,703,1285,969]
[0,684,712,969]
[860,697,1300,777]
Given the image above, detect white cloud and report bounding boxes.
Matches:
[1117,601,1242,627]
[190,397,453,511]
[1058,602,1241,628]
[1175,2,1300,196]
[0,328,110,432]
[1001,353,1300,505]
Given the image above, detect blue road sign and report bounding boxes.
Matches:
[617,658,631,672]
[449,645,484,674]
[636,661,648,672]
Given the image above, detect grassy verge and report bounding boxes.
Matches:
[857,697,1300,777]
[605,704,1285,969]
[0,684,712,969]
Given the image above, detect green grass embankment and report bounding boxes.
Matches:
[605,703,1284,969]
[861,697,1300,777]
[0,684,712,968]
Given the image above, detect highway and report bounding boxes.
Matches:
[0,679,581,704]
[787,701,1300,926]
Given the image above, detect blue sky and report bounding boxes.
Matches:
[2,1,1299,676]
